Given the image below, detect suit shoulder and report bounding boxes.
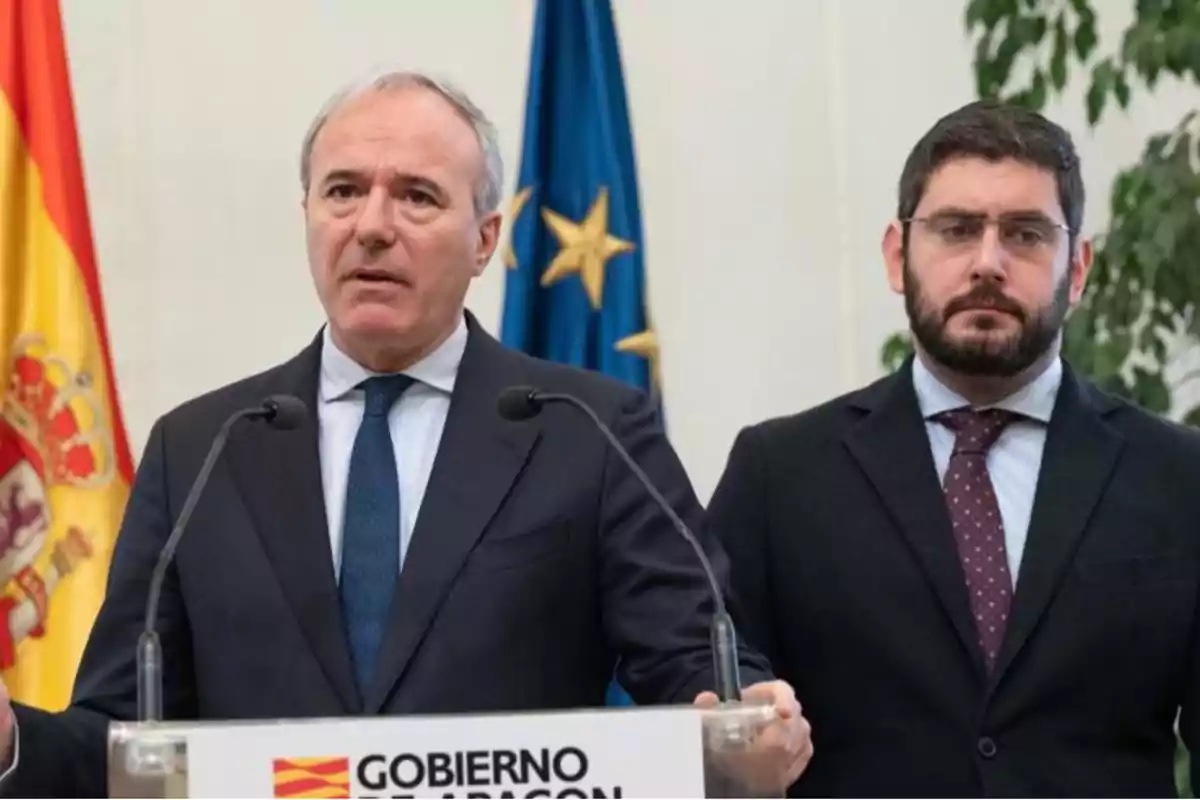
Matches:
[1100,388,1200,458]
[152,347,312,440]
[736,375,887,446]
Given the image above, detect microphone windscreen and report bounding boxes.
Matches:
[262,394,308,430]
[497,386,542,421]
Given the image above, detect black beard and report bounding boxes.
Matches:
[903,260,1069,377]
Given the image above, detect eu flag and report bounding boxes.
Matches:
[499,0,656,706]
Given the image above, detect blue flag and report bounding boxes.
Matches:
[499,0,656,707]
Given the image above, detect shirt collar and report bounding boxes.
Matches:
[319,315,467,403]
[912,353,1061,424]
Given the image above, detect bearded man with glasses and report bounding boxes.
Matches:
[707,99,1200,797]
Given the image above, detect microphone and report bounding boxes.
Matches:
[137,394,307,723]
[497,385,743,703]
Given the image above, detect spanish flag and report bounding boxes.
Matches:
[0,0,133,710]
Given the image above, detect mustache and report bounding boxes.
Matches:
[944,285,1025,321]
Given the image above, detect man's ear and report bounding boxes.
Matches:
[883,220,906,295]
[1068,237,1093,305]
[474,211,502,275]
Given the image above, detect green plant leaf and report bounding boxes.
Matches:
[1131,366,1171,414]
[1113,69,1131,108]
[1138,316,1163,352]
[1050,14,1069,90]
[880,332,914,373]
[1086,60,1112,125]
[1074,13,1098,60]
[1063,305,1098,369]
[1165,25,1192,75]
[971,0,1019,29]
[1089,341,1119,383]
[992,22,1029,92]
[1027,14,1048,45]
[1130,22,1171,87]
[1097,372,1136,402]
[1088,325,1135,385]
[975,30,1002,97]
[1111,325,1135,360]
[1122,20,1161,77]
[1028,68,1048,109]
[1149,328,1169,365]
[1067,0,1094,18]
[964,0,993,30]
[1184,406,1200,429]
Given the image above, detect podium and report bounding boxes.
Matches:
[108,702,784,798]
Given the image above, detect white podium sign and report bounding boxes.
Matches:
[179,706,706,798]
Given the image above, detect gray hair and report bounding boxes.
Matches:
[299,69,504,216]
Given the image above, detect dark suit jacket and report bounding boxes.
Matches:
[708,357,1200,797]
[6,313,770,797]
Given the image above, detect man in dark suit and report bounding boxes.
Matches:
[708,99,1200,797]
[0,69,812,796]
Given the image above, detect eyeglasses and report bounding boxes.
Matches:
[903,212,1071,258]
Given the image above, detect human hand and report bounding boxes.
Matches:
[694,680,813,792]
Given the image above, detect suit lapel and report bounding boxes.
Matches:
[843,361,986,671]
[364,321,539,712]
[990,368,1122,683]
[225,333,361,713]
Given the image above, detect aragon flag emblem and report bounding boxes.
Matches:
[272,756,351,798]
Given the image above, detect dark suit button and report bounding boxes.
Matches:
[977,737,997,758]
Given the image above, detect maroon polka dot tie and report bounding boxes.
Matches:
[935,408,1017,670]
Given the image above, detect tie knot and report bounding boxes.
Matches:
[935,408,1017,455]
[360,374,415,417]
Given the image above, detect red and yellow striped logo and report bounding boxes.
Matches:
[272,756,351,798]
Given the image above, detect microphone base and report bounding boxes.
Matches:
[123,733,176,777]
[702,698,785,798]
[111,724,186,798]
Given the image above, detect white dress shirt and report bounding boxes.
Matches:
[318,318,465,578]
[912,354,1062,583]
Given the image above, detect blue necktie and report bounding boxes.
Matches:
[340,374,414,695]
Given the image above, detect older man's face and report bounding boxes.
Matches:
[304,85,500,370]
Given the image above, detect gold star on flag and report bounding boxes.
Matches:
[503,186,533,270]
[616,328,662,389]
[540,187,634,309]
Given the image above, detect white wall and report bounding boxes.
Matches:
[59,0,1195,501]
